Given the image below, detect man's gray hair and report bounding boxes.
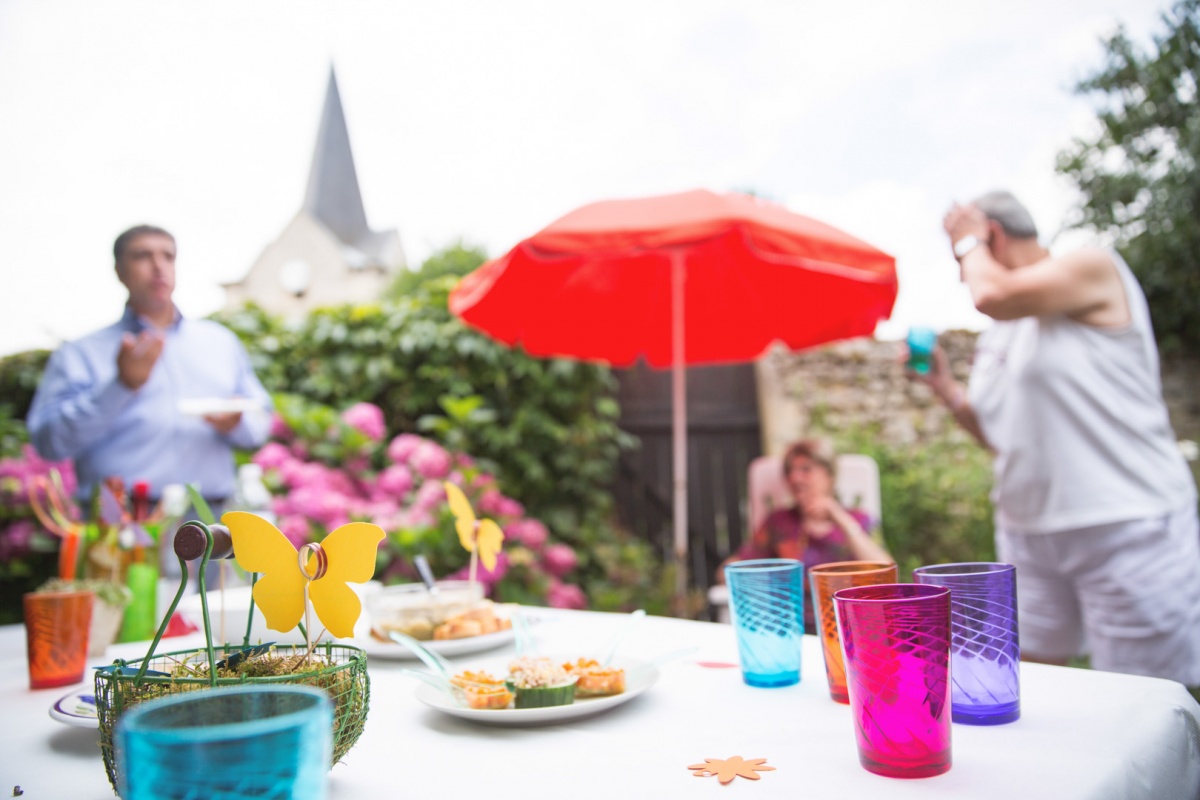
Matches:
[971,191,1038,239]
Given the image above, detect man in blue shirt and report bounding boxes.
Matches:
[27,225,272,508]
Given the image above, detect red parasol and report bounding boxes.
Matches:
[450,189,898,603]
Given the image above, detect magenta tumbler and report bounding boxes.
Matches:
[834,583,952,778]
[913,562,1020,725]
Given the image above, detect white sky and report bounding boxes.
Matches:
[0,0,1168,357]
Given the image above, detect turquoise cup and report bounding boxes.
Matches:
[116,685,333,800]
[724,559,805,687]
[906,327,938,374]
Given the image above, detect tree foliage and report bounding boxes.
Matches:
[384,239,488,301]
[1057,0,1200,353]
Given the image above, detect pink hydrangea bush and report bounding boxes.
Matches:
[253,398,585,608]
[0,446,76,610]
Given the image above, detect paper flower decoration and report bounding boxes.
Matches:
[443,482,504,571]
[222,511,385,639]
[688,756,776,784]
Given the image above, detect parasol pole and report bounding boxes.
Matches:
[670,248,688,613]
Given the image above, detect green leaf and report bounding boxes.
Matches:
[186,485,216,526]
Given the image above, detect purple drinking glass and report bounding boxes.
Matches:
[913,562,1020,725]
[834,583,952,779]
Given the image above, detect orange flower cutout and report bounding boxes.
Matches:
[688,756,776,784]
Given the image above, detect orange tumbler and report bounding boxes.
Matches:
[24,590,94,689]
[809,561,897,702]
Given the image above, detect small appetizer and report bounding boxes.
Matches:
[460,683,514,709]
[562,658,627,697]
[451,670,513,710]
[506,656,578,709]
[433,601,514,640]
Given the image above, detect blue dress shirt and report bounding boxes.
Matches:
[27,306,272,503]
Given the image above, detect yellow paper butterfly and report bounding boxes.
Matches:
[443,482,504,570]
[222,512,385,640]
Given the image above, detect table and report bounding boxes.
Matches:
[2,609,1199,799]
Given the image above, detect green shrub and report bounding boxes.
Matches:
[213,277,663,612]
[831,423,996,578]
[0,349,50,423]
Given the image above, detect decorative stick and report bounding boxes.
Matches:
[219,560,227,645]
[27,477,74,539]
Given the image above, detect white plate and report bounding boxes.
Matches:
[355,627,516,660]
[49,687,99,728]
[177,397,262,416]
[414,657,658,725]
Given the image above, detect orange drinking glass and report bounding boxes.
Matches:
[24,590,94,689]
[809,561,897,702]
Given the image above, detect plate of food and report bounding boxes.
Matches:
[48,686,99,728]
[357,625,516,660]
[413,655,658,725]
[177,397,263,416]
[358,582,517,660]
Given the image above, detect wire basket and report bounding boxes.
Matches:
[93,519,372,795]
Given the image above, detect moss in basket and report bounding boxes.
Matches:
[108,649,364,729]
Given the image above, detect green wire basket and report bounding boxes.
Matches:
[94,521,370,794]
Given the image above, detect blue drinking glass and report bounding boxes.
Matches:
[116,685,333,800]
[906,327,938,375]
[724,559,804,687]
[913,562,1021,725]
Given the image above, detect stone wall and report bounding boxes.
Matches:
[756,331,1200,464]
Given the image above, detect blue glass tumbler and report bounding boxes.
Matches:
[913,562,1021,724]
[906,327,938,375]
[116,685,333,800]
[724,559,804,687]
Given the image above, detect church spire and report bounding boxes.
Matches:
[303,66,370,247]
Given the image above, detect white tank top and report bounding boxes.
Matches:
[968,249,1195,534]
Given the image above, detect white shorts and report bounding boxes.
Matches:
[996,503,1200,686]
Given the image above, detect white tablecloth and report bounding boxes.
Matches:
[2,609,1199,799]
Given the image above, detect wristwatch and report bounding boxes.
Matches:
[953,235,984,260]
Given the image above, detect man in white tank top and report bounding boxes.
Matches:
[917,190,1200,687]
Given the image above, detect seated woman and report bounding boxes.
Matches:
[718,438,893,630]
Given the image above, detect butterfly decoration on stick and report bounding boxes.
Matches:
[222,512,385,641]
[443,482,505,588]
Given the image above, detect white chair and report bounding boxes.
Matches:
[708,453,883,622]
[746,453,882,536]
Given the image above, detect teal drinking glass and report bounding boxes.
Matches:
[724,559,804,687]
[116,685,333,800]
[906,327,938,375]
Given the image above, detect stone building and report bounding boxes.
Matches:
[222,69,404,318]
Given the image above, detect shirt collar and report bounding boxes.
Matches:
[120,303,183,334]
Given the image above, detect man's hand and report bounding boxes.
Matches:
[901,343,957,402]
[943,203,990,250]
[203,412,243,435]
[117,331,164,390]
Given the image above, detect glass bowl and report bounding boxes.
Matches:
[365,581,485,642]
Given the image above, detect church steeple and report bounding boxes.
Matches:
[303,67,371,248]
[223,65,404,319]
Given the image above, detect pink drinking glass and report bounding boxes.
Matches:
[834,583,952,778]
